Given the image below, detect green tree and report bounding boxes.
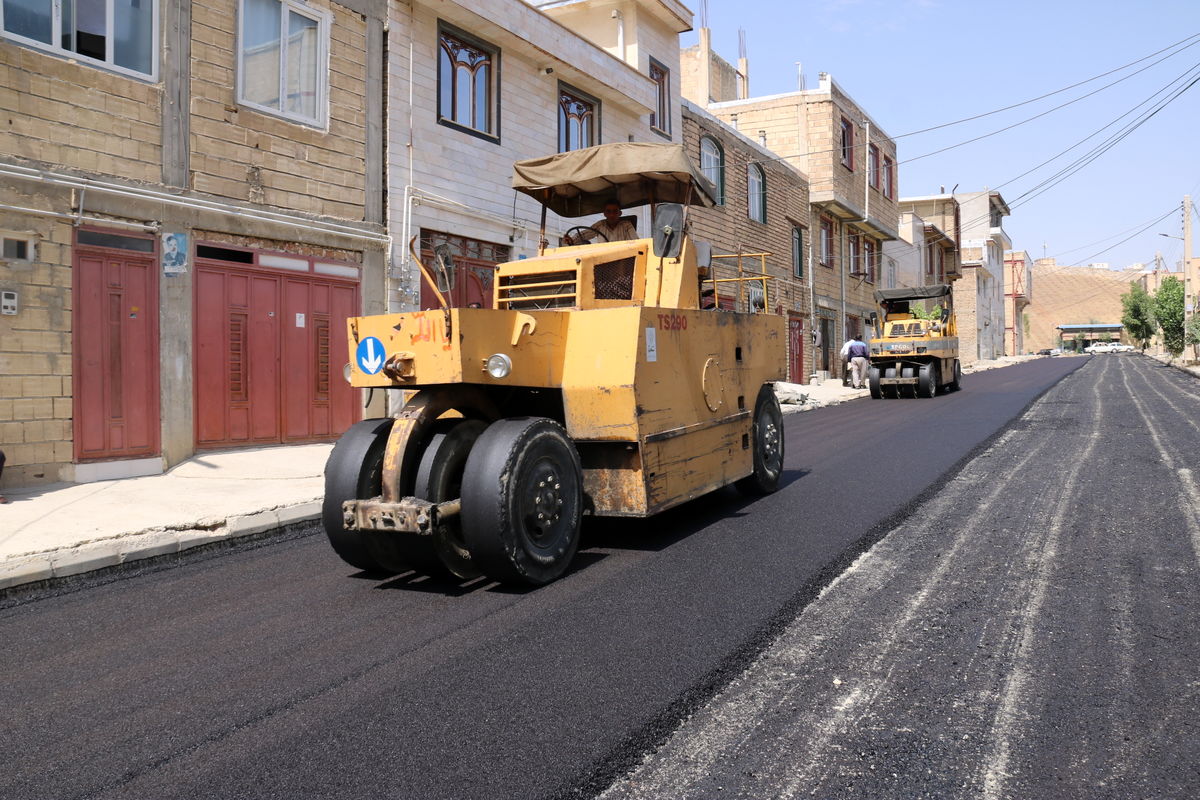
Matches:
[1186,313,1200,361]
[1154,276,1186,357]
[1099,332,1113,343]
[1120,281,1155,352]
[1073,333,1086,352]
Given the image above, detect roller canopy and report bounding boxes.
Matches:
[874,284,953,303]
[512,142,718,218]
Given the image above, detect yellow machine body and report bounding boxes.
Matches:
[346,235,785,517]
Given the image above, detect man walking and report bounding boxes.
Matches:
[0,448,7,503]
[842,334,870,389]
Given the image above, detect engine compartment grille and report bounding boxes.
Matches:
[497,270,578,310]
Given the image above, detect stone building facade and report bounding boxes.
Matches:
[1004,250,1033,355]
[682,100,813,382]
[0,0,388,487]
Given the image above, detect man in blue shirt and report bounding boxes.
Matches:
[841,334,870,389]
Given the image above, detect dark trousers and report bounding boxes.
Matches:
[0,449,5,481]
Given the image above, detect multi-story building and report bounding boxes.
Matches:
[0,0,388,487]
[681,34,898,381]
[953,190,1010,362]
[386,0,690,314]
[1004,250,1033,354]
[885,194,961,291]
[682,100,812,382]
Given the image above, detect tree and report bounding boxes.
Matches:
[1120,281,1156,352]
[1154,276,1186,357]
[1073,333,1086,352]
[1186,313,1200,362]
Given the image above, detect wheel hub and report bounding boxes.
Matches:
[529,469,564,536]
[761,422,780,463]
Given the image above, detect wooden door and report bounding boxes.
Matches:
[788,315,805,383]
[73,248,160,461]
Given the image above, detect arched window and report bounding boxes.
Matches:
[699,136,724,205]
[747,164,766,223]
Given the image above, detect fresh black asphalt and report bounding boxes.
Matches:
[0,356,1086,800]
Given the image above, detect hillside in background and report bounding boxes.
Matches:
[1023,263,1146,352]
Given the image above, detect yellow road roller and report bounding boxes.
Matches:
[323,143,786,585]
[867,283,961,399]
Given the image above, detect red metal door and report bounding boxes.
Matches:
[73,248,160,461]
[788,315,805,383]
[195,262,359,448]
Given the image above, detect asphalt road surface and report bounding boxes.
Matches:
[0,355,1099,800]
[603,353,1200,800]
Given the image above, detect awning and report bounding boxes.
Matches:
[512,142,717,218]
[874,284,953,303]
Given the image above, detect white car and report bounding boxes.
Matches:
[1084,342,1113,353]
[1110,343,1135,353]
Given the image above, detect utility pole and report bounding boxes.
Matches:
[1185,194,1194,323]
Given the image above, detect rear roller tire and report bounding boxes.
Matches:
[868,366,882,399]
[883,367,897,399]
[736,385,785,495]
[322,418,396,573]
[948,360,962,391]
[917,362,939,398]
[413,419,488,580]
[461,418,583,586]
[901,366,917,398]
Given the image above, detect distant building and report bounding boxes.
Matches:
[954,191,1010,361]
[1004,251,1034,354]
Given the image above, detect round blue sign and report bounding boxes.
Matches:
[356,336,385,375]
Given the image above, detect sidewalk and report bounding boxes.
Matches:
[0,356,1039,593]
[0,444,330,591]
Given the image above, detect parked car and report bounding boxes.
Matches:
[1037,348,1053,356]
[1085,342,1115,353]
[1110,343,1135,352]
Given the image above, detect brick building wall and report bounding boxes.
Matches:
[1,0,387,488]
[682,102,813,381]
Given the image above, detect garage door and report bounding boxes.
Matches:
[194,246,360,448]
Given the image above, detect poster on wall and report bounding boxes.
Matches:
[161,232,189,274]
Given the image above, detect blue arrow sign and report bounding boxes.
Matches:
[356,336,385,375]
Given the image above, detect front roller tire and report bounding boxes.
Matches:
[461,418,583,586]
[322,418,395,573]
[917,362,939,398]
[736,385,785,496]
[868,366,882,399]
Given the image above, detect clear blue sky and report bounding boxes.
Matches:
[681,0,1200,270]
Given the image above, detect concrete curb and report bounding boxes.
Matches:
[0,500,321,593]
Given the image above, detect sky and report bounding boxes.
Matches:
[680,0,1200,271]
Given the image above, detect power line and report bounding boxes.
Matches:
[1049,206,1184,260]
[893,32,1200,139]
[1070,207,1180,266]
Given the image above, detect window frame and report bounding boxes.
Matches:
[791,226,805,279]
[746,163,766,224]
[648,56,671,137]
[839,116,855,170]
[435,20,501,143]
[0,0,160,80]
[557,81,600,153]
[882,155,895,199]
[237,0,332,128]
[820,217,834,267]
[699,135,725,205]
[848,231,862,276]
[868,144,880,189]
[863,237,877,283]
[1,232,36,263]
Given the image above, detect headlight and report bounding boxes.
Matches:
[343,363,353,383]
[485,353,512,379]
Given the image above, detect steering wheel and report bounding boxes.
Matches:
[560,225,608,246]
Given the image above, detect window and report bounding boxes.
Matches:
[436,23,498,140]
[863,238,877,283]
[649,57,670,135]
[558,83,598,152]
[791,227,805,279]
[746,164,766,223]
[1,233,34,262]
[882,156,895,199]
[239,0,330,126]
[868,144,880,189]
[848,232,862,276]
[840,116,855,170]
[0,0,157,77]
[699,136,725,205]
[820,217,834,266]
